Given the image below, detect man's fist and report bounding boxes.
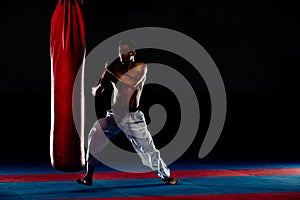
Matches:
[92,84,104,96]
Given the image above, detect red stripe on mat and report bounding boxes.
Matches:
[57,192,300,200]
[235,168,300,176]
[1,168,300,183]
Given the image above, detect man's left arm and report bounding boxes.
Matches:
[107,63,147,88]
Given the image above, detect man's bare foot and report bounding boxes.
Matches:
[162,177,179,185]
[75,177,92,186]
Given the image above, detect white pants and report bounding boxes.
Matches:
[86,110,170,179]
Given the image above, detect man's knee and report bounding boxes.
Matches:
[88,119,105,139]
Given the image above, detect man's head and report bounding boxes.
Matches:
[118,39,136,64]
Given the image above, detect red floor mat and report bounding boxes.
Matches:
[1,168,300,183]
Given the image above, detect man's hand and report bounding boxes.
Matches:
[91,84,104,96]
[104,61,109,69]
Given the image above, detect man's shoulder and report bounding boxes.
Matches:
[135,62,147,68]
[134,62,147,74]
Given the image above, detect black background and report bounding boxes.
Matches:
[0,0,298,163]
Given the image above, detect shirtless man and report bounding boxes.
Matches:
[75,40,179,186]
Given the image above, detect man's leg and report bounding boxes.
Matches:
[76,115,121,186]
[122,111,179,184]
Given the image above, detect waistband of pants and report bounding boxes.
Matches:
[107,108,140,116]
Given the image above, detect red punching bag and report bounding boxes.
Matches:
[50,0,85,172]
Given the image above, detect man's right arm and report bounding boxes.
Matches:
[92,73,105,96]
[92,62,110,96]
[92,63,120,96]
